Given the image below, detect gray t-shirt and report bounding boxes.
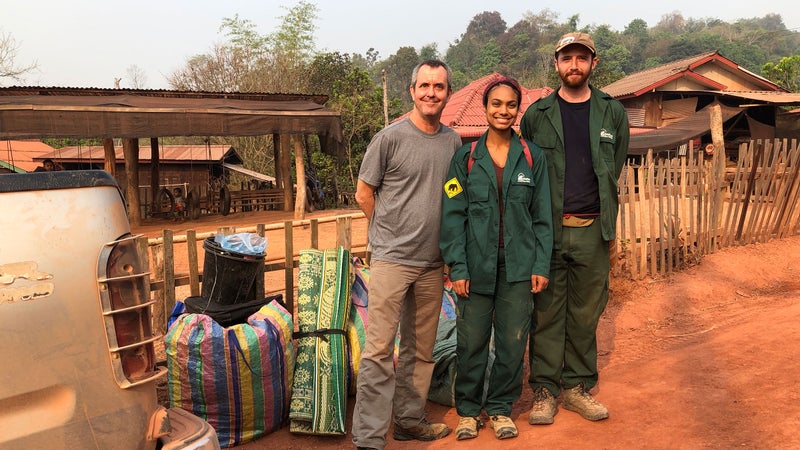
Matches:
[359,117,461,267]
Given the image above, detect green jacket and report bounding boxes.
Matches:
[520,85,630,246]
[440,131,553,295]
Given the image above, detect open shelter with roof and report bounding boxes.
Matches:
[0,86,343,224]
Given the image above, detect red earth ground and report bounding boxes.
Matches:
[134,208,800,450]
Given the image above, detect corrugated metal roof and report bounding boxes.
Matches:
[0,140,56,173]
[36,144,241,164]
[709,90,800,106]
[0,86,329,105]
[629,103,743,154]
[223,163,276,183]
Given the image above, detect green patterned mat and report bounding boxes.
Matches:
[289,246,352,435]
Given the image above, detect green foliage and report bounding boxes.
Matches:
[42,138,103,148]
[377,46,421,112]
[169,4,800,204]
[762,55,800,92]
[268,1,318,62]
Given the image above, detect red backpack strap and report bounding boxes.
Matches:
[467,141,477,173]
[520,138,533,168]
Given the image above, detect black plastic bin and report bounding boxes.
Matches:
[201,236,265,305]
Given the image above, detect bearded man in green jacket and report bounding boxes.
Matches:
[520,32,630,425]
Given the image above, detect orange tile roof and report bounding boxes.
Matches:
[0,140,56,172]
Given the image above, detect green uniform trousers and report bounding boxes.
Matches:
[456,248,533,417]
[528,219,610,396]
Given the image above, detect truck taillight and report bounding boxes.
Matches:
[98,234,165,388]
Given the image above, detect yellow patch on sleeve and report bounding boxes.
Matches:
[444,177,463,198]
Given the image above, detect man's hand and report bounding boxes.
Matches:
[531,275,549,294]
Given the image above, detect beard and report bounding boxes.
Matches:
[559,67,592,89]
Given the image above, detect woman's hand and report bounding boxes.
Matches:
[531,275,549,294]
[452,278,470,298]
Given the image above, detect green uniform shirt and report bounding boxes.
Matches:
[520,85,630,247]
[440,132,553,295]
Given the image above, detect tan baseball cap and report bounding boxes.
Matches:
[555,32,596,55]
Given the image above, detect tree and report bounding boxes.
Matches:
[419,43,440,61]
[0,30,37,84]
[762,55,800,92]
[465,11,507,40]
[378,46,420,112]
[125,65,148,89]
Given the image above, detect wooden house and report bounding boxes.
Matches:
[601,51,800,157]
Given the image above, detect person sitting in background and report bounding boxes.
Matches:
[34,159,56,172]
[173,187,186,221]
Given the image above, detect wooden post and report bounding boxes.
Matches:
[255,223,266,300]
[310,219,319,249]
[162,229,175,325]
[150,138,160,216]
[280,134,293,212]
[102,138,116,176]
[122,138,142,226]
[284,221,294,316]
[709,103,725,250]
[273,133,282,190]
[382,69,389,127]
[187,230,200,297]
[336,216,352,250]
[150,243,165,333]
[294,136,307,220]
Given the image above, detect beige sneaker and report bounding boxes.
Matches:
[528,387,558,425]
[455,416,482,440]
[489,415,518,439]
[562,384,609,421]
[393,419,451,441]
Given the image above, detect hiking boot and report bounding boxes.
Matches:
[455,416,482,440]
[488,415,518,439]
[562,384,609,421]
[393,419,450,441]
[528,387,558,425]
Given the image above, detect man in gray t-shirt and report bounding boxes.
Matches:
[358,116,461,267]
[352,60,461,450]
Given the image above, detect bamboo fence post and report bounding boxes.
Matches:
[284,221,294,316]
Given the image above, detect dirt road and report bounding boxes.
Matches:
[137,210,800,449]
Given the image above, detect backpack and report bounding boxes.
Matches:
[467,139,533,173]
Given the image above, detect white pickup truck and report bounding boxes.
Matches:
[0,170,219,449]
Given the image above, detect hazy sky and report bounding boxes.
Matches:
[2,0,797,89]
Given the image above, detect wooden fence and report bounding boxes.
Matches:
[145,137,800,331]
[145,212,367,333]
[617,138,800,279]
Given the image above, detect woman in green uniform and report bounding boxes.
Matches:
[440,77,553,441]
